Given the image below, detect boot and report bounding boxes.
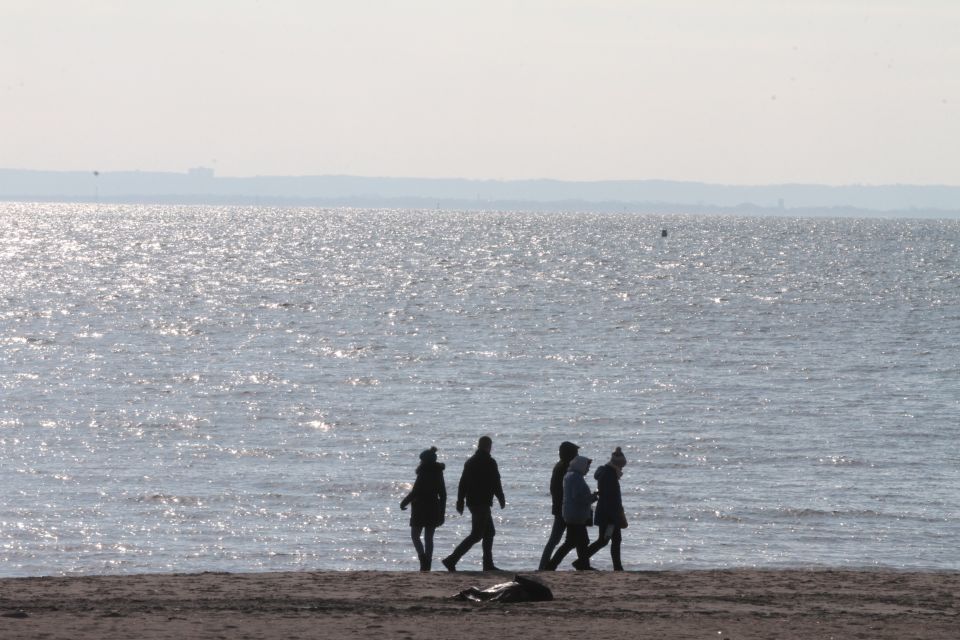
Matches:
[482,553,500,571]
[611,544,623,571]
[418,553,430,572]
[572,558,597,571]
[482,537,499,571]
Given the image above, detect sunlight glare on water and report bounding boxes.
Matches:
[1,203,958,576]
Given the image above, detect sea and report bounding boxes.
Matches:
[1,203,958,577]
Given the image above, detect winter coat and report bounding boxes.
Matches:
[561,456,596,525]
[400,461,447,528]
[550,443,580,517]
[550,459,568,517]
[593,463,623,530]
[457,450,505,509]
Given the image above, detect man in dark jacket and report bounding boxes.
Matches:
[538,441,579,570]
[442,436,506,571]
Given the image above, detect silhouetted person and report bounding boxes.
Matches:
[538,441,580,570]
[546,455,597,570]
[584,447,627,570]
[442,436,506,571]
[400,446,447,571]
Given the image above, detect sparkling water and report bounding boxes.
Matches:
[1,203,958,576]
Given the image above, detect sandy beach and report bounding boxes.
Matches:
[1,568,956,639]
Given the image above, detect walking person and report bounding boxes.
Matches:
[545,455,598,571]
[538,441,580,570]
[585,447,628,570]
[400,446,447,571]
[441,436,506,572]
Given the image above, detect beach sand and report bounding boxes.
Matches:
[1,569,957,639]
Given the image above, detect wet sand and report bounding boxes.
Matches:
[1,569,957,639]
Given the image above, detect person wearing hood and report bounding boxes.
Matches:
[584,447,628,570]
[538,441,580,570]
[400,446,447,571]
[545,454,598,570]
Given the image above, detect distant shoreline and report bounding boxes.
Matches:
[3,169,960,218]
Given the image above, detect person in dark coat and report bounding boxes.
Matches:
[538,441,580,570]
[441,436,506,571]
[584,447,627,570]
[545,455,598,570]
[400,446,447,571]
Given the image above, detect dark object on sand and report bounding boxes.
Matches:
[2,610,29,618]
[452,574,553,603]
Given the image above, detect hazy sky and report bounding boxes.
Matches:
[3,1,959,184]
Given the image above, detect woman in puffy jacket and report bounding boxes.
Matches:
[545,455,597,570]
[586,447,628,570]
[400,446,447,571]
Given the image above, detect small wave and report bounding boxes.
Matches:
[779,507,884,519]
[147,320,203,336]
[318,345,367,359]
[7,335,56,346]
[260,301,316,311]
[303,420,335,432]
[682,505,938,524]
[815,455,867,466]
[137,494,204,506]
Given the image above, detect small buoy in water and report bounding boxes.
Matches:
[661,229,668,238]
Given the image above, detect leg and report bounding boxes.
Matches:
[571,525,592,568]
[443,505,489,570]
[481,510,497,570]
[410,526,423,571]
[422,526,435,571]
[546,524,577,570]
[610,526,623,571]
[411,526,426,560]
[538,515,566,570]
[584,524,612,560]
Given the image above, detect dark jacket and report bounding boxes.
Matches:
[550,442,580,517]
[593,463,623,530]
[457,450,505,509]
[400,461,447,528]
[550,459,568,517]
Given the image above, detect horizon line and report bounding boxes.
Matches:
[4,167,960,190]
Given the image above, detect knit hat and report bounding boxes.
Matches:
[609,447,627,469]
[419,446,438,463]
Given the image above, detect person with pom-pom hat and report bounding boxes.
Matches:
[400,446,447,570]
[584,446,628,570]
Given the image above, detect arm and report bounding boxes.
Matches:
[601,469,622,512]
[439,473,447,521]
[492,460,505,509]
[456,462,468,514]
[574,476,593,523]
[400,475,421,510]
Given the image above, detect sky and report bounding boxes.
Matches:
[2,1,959,185]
